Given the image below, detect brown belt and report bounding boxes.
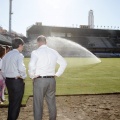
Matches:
[37,76,54,78]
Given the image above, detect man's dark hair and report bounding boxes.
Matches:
[12,37,24,49]
[37,35,46,43]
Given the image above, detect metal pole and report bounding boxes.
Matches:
[9,0,12,35]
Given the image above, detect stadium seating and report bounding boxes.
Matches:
[0,34,12,44]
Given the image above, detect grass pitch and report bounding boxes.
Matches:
[2,58,120,105]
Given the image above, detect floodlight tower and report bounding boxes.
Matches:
[9,0,13,35]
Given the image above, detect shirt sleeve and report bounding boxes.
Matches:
[1,56,6,78]
[55,52,67,77]
[28,51,38,79]
[0,59,2,69]
[17,54,27,79]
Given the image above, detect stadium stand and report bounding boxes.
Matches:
[87,37,106,48]
[1,23,119,57]
[26,24,120,57]
[0,34,12,45]
[100,37,113,48]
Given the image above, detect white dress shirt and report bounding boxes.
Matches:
[2,49,27,79]
[28,45,67,79]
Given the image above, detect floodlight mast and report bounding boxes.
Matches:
[9,0,13,35]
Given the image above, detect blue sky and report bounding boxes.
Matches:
[0,0,120,36]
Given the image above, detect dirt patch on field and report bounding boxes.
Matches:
[0,94,120,120]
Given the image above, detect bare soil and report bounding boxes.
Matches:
[0,94,120,120]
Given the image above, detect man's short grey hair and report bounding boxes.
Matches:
[37,35,46,43]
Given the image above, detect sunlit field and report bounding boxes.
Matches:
[3,58,120,105]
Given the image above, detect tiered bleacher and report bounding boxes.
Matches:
[0,23,120,57]
[0,34,12,45]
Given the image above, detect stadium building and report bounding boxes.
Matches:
[0,26,27,46]
[26,22,120,57]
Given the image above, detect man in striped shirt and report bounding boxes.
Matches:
[2,38,26,120]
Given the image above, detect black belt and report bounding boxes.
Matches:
[37,76,54,78]
[6,77,23,80]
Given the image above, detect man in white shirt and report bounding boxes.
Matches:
[2,38,26,120]
[28,35,67,120]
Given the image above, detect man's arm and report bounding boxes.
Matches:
[28,51,38,79]
[1,57,6,78]
[17,54,27,79]
[55,53,67,77]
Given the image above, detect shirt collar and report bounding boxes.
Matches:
[13,49,20,53]
[39,45,47,49]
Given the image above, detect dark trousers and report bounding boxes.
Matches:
[5,78,25,120]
